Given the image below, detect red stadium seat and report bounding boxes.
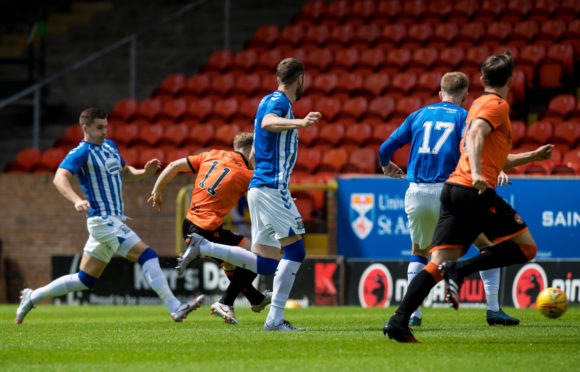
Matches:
[230,49,258,74]
[234,97,260,121]
[415,71,443,99]
[563,149,580,173]
[213,124,241,149]
[527,0,558,22]
[387,72,418,100]
[510,68,526,104]
[522,120,554,145]
[33,148,68,173]
[158,123,188,148]
[329,48,359,74]
[535,19,567,46]
[295,147,322,173]
[368,123,399,148]
[182,74,211,100]
[314,97,342,123]
[317,147,349,173]
[205,73,236,101]
[492,45,520,61]
[552,121,580,148]
[133,123,163,149]
[500,0,532,23]
[397,0,428,25]
[318,0,350,26]
[137,148,166,169]
[113,123,139,147]
[406,48,439,74]
[523,163,550,176]
[361,73,390,100]
[299,125,319,147]
[118,147,138,167]
[336,97,368,125]
[301,24,331,51]
[166,148,192,164]
[351,24,381,51]
[188,124,215,147]
[134,98,162,122]
[519,44,546,88]
[326,24,355,51]
[153,74,187,100]
[370,0,401,26]
[400,24,433,50]
[375,24,407,50]
[230,74,262,100]
[434,47,465,73]
[293,96,314,120]
[5,147,42,172]
[245,25,280,51]
[209,98,239,123]
[447,0,478,24]
[538,44,575,89]
[357,48,386,76]
[201,50,234,74]
[540,95,576,123]
[554,0,580,21]
[511,120,526,147]
[254,49,284,74]
[293,0,326,27]
[309,73,338,101]
[184,98,213,122]
[158,98,187,122]
[392,144,411,169]
[422,0,453,24]
[454,22,486,49]
[428,23,459,50]
[276,24,305,51]
[482,22,512,47]
[344,0,375,26]
[567,19,580,58]
[507,20,539,47]
[460,45,492,76]
[312,124,345,151]
[109,98,139,122]
[364,96,396,124]
[333,73,364,101]
[343,147,377,174]
[342,123,372,152]
[392,97,423,119]
[473,0,505,23]
[299,173,332,211]
[304,48,333,73]
[54,124,84,149]
[381,48,412,76]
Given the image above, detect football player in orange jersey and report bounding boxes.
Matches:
[385,51,554,343]
[148,132,270,325]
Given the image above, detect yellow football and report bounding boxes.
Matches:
[536,287,568,319]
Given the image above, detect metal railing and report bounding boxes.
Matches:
[0,0,210,149]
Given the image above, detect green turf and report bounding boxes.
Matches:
[1,304,579,371]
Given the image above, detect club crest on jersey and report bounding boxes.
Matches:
[350,193,375,240]
[105,157,122,175]
[295,217,304,231]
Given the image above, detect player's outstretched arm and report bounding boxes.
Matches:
[53,168,90,213]
[466,119,492,194]
[148,158,191,211]
[261,112,321,132]
[123,158,161,182]
[503,144,554,170]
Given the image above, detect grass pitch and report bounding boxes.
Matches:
[1,304,579,372]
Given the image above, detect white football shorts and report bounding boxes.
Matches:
[84,216,141,263]
[404,182,444,250]
[248,187,306,248]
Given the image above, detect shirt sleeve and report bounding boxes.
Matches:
[478,100,510,131]
[186,153,204,173]
[58,146,88,174]
[390,115,413,146]
[264,96,290,118]
[108,140,126,167]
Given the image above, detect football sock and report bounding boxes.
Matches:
[30,273,90,303]
[395,262,441,323]
[140,249,181,313]
[480,268,500,312]
[266,259,301,326]
[408,255,428,319]
[199,240,258,273]
[455,241,531,279]
[220,268,261,306]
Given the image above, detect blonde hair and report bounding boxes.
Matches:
[233,132,254,152]
[440,72,469,99]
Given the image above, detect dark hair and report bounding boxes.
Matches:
[233,132,254,151]
[276,58,305,86]
[481,50,514,88]
[79,108,107,126]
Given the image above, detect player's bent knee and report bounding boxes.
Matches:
[138,247,158,265]
[257,256,279,275]
[78,270,97,289]
[518,244,537,261]
[282,239,306,263]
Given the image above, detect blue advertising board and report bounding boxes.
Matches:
[337,176,580,259]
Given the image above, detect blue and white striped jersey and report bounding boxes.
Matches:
[59,139,126,218]
[390,101,467,183]
[249,90,298,190]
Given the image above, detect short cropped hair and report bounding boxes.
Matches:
[79,108,107,126]
[233,132,254,152]
[276,58,305,86]
[440,72,469,97]
[481,50,514,88]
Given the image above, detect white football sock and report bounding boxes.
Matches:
[266,259,301,326]
[408,261,426,319]
[480,268,500,312]
[200,240,258,272]
[30,273,88,304]
[142,257,181,313]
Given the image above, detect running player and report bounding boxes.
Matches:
[148,132,271,325]
[176,58,321,331]
[15,108,204,324]
[379,72,518,327]
[384,51,554,343]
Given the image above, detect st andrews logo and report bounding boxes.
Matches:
[349,193,375,240]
